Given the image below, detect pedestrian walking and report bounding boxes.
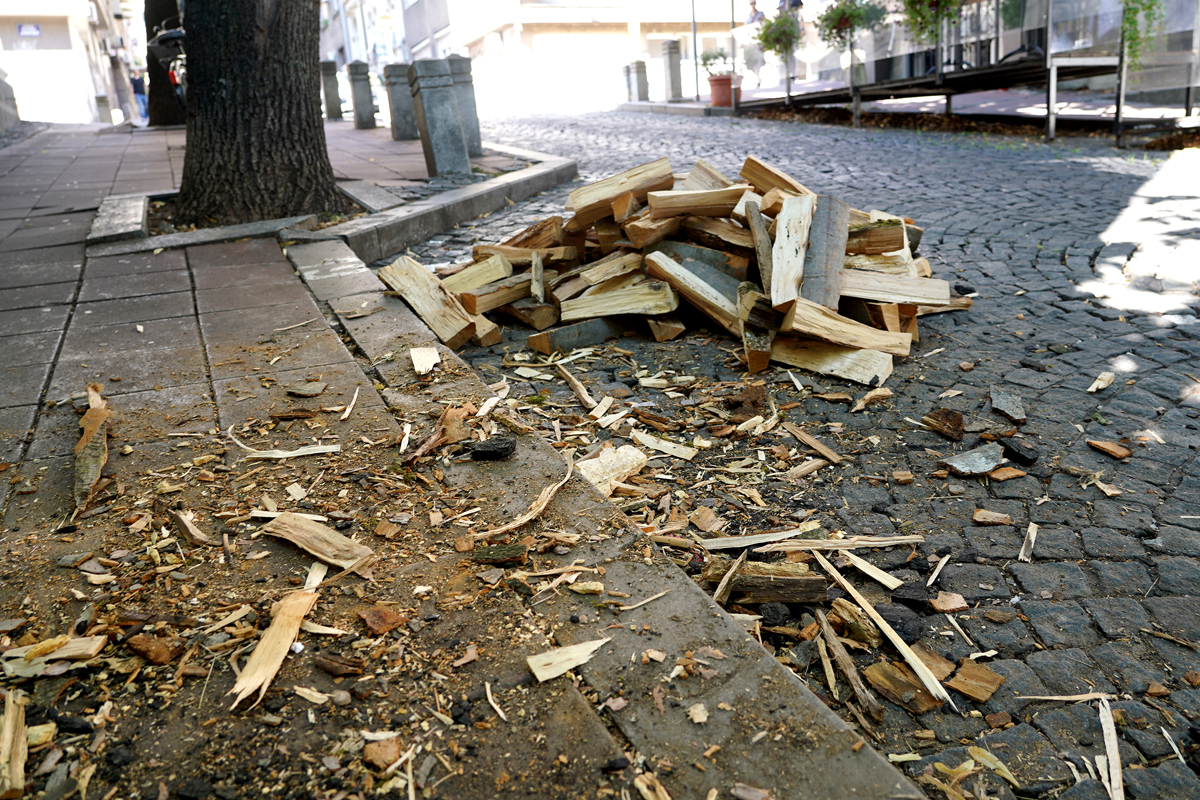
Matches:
[131,70,148,122]
[746,0,765,24]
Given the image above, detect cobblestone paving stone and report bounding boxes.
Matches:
[395,113,1200,797]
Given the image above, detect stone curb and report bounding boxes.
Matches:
[86,195,148,244]
[81,142,576,264]
[84,215,318,258]
[617,102,735,117]
[320,141,577,263]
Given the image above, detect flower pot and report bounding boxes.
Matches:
[708,74,735,107]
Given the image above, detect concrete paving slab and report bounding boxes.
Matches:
[85,195,148,244]
[0,305,71,336]
[205,326,354,380]
[48,343,207,396]
[0,362,52,409]
[0,210,95,251]
[197,298,325,345]
[73,291,194,328]
[212,360,385,432]
[195,279,314,314]
[187,238,290,269]
[59,315,201,360]
[84,249,187,278]
[77,268,191,303]
[26,383,217,460]
[190,260,296,291]
[0,282,75,312]
[0,330,62,369]
[0,405,36,463]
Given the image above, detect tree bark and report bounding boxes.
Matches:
[176,0,347,225]
[144,0,186,127]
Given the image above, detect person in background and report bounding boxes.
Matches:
[131,70,148,122]
[746,0,765,24]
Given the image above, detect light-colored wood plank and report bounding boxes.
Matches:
[623,214,682,249]
[840,270,951,306]
[527,638,611,682]
[501,216,563,249]
[681,216,754,254]
[781,296,912,357]
[580,252,642,286]
[770,194,816,310]
[567,157,673,230]
[500,298,559,330]
[680,158,733,190]
[471,245,576,266]
[228,590,319,708]
[770,337,893,386]
[260,513,374,570]
[731,189,763,224]
[644,251,739,336]
[410,347,441,375]
[760,186,798,216]
[441,254,513,293]
[559,281,678,322]
[1,689,27,800]
[530,251,545,303]
[377,256,475,349]
[646,314,686,342]
[457,270,559,315]
[469,313,502,346]
[577,445,647,496]
[740,155,814,196]
[647,186,748,220]
[630,428,698,460]
[846,220,907,255]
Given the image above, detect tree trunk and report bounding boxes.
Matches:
[144,0,186,127]
[176,0,347,225]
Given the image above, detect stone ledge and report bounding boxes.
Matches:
[86,215,318,258]
[87,195,149,244]
[617,101,735,117]
[321,142,577,263]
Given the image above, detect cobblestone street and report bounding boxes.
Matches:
[407,114,1200,798]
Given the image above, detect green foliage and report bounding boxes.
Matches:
[817,0,886,50]
[700,48,731,77]
[1122,0,1165,71]
[1000,0,1024,31]
[900,0,960,44]
[756,13,802,61]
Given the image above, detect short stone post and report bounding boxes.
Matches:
[622,64,632,101]
[348,61,376,129]
[408,59,471,175]
[662,41,683,102]
[447,55,483,157]
[632,61,649,101]
[320,60,343,120]
[383,63,419,140]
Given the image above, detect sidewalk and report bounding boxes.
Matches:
[0,126,916,799]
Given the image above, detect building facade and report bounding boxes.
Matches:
[0,0,139,124]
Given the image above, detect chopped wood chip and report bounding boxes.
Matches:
[527,637,610,682]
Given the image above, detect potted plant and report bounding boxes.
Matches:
[817,0,885,86]
[700,48,738,107]
[756,13,802,95]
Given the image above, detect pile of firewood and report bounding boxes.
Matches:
[377,155,970,385]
